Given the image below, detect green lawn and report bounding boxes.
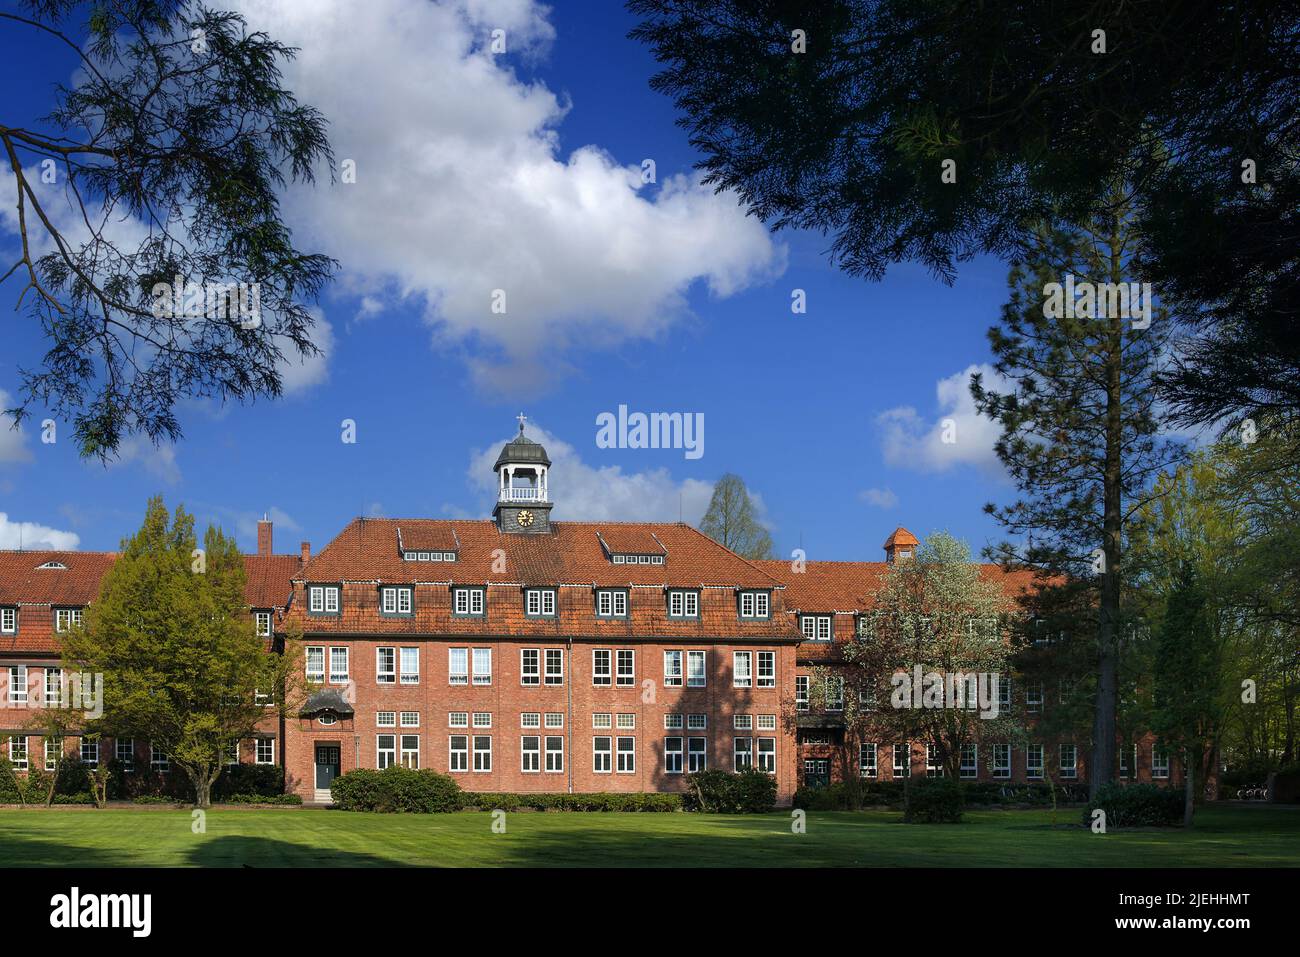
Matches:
[0,804,1295,867]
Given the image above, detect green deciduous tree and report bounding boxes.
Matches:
[1,0,335,459]
[699,473,774,559]
[62,496,294,807]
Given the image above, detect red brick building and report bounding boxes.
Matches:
[1,426,1181,803]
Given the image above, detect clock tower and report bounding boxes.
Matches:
[492,415,553,534]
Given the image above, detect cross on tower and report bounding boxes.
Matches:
[516,412,527,434]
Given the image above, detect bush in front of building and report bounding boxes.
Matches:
[461,792,683,812]
[212,763,285,800]
[903,777,965,823]
[1085,783,1184,827]
[224,792,303,805]
[682,768,777,813]
[330,766,464,813]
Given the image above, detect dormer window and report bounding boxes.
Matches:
[37,561,67,570]
[404,550,456,562]
[800,614,832,641]
[738,591,770,620]
[54,608,83,632]
[610,553,665,565]
[453,587,485,617]
[595,589,628,618]
[525,589,556,618]
[254,611,272,637]
[667,590,699,619]
[308,585,340,615]
[0,607,15,634]
[380,586,414,616]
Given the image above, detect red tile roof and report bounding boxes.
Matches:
[757,560,1044,613]
[396,525,460,553]
[595,527,667,556]
[882,527,920,549]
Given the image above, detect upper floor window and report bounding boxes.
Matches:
[306,646,325,684]
[525,589,556,618]
[380,586,413,616]
[54,608,83,632]
[254,611,272,637]
[595,589,628,618]
[308,585,340,615]
[800,614,832,641]
[856,614,875,638]
[0,607,16,633]
[667,590,698,619]
[453,587,485,617]
[738,591,770,619]
[329,647,349,684]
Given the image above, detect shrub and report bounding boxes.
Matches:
[460,792,683,812]
[683,768,777,813]
[330,766,463,813]
[1085,783,1184,827]
[224,792,302,805]
[903,777,964,823]
[213,764,285,800]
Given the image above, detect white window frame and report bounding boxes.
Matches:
[960,744,978,779]
[992,743,1012,779]
[668,590,698,618]
[453,587,485,616]
[377,711,397,728]
[448,712,469,729]
[739,591,770,619]
[472,647,492,686]
[757,737,776,774]
[8,666,27,705]
[596,589,627,618]
[521,735,541,773]
[593,736,612,773]
[400,647,419,685]
[733,736,753,770]
[592,649,612,686]
[687,737,707,773]
[616,736,636,774]
[377,734,397,769]
[1027,744,1044,780]
[1060,743,1078,779]
[256,738,275,765]
[472,735,492,772]
[733,652,752,688]
[757,651,776,688]
[376,647,397,684]
[449,735,468,772]
[860,742,878,779]
[893,743,911,780]
[664,736,683,774]
[306,646,325,684]
[329,647,349,684]
[0,606,15,634]
[254,611,272,637]
[687,650,706,688]
[664,650,683,687]
[449,647,469,686]
[521,648,541,686]
[800,614,832,641]
[615,649,635,687]
[545,736,564,773]
[381,586,412,615]
[544,649,563,686]
[525,589,556,617]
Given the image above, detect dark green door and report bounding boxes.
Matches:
[315,745,340,789]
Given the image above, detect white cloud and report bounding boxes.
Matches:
[230,0,784,391]
[859,487,899,509]
[876,364,1009,475]
[233,506,301,542]
[0,512,79,550]
[0,389,33,464]
[467,422,718,523]
[107,435,182,485]
[277,308,334,394]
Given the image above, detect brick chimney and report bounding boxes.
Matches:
[257,515,273,557]
[300,541,311,565]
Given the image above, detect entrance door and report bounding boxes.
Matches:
[803,758,830,789]
[315,745,341,789]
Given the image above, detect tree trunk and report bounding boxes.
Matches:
[1184,756,1195,828]
[195,777,212,809]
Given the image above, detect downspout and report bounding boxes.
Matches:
[567,636,573,794]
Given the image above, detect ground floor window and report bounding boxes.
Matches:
[687,737,706,773]
[449,735,468,772]
[664,737,683,774]
[1152,745,1170,779]
[377,734,396,769]
[593,736,612,773]
[256,738,275,765]
[992,743,1011,779]
[1059,744,1078,779]
[8,736,26,771]
[616,736,635,773]
[473,736,492,772]
[1026,744,1044,780]
[960,744,977,779]
[522,735,540,773]
[150,743,169,773]
[400,735,419,769]
[734,737,752,770]
[860,742,878,779]
[80,737,98,767]
[545,736,564,773]
[893,743,911,779]
[757,738,775,774]
[45,737,62,771]
[116,738,134,771]
[926,744,944,777]
[803,758,829,788]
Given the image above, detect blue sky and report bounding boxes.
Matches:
[0,0,1016,562]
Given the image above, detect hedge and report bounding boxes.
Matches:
[1085,783,1184,827]
[793,779,1089,811]
[330,766,464,812]
[681,768,777,813]
[462,791,683,812]
[903,777,964,823]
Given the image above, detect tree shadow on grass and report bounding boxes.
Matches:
[0,832,133,868]
[185,835,407,868]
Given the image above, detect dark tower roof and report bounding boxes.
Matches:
[493,420,551,470]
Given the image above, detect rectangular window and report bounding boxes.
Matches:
[757,651,776,688]
[227,739,241,765]
[449,648,469,685]
[545,736,564,773]
[663,714,683,731]
[521,735,540,773]
[0,607,15,633]
[687,737,707,773]
[381,586,413,615]
[254,611,272,637]
[961,744,978,779]
[309,586,340,614]
[927,744,944,777]
[306,646,325,683]
[55,608,84,632]
[8,666,27,705]
[525,589,556,617]
[997,674,1012,711]
[616,737,635,773]
[860,743,878,779]
[8,736,28,771]
[257,738,275,765]
[1027,744,1044,780]
[668,590,698,618]
[377,711,396,728]
[521,712,540,729]
[687,650,706,688]
[738,591,770,619]
[733,737,753,770]
[453,587,485,616]
[734,714,752,731]
[593,649,612,686]
[472,648,492,685]
[992,744,1011,779]
[733,652,752,688]
[80,737,99,767]
[1060,744,1078,779]
[473,736,492,772]
[377,734,396,769]
[596,589,627,617]
[893,744,911,780]
[593,736,612,773]
[377,647,396,684]
[544,649,563,686]
[757,737,776,773]
[757,714,777,732]
[664,736,684,774]
[472,712,492,729]
[395,647,418,685]
[1026,682,1043,714]
[1152,746,1170,779]
[449,735,468,772]
[449,712,469,728]
[795,675,809,711]
[592,713,612,730]
[800,615,832,641]
[826,676,845,711]
[521,648,541,686]
[687,713,707,731]
[616,713,635,730]
[664,650,683,687]
[116,738,134,771]
[400,711,419,728]
[1119,743,1136,778]
[328,647,349,684]
[400,735,419,769]
[616,649,635,687]
[150,744,169,772]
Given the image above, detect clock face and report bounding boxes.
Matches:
[517,510,534,527]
